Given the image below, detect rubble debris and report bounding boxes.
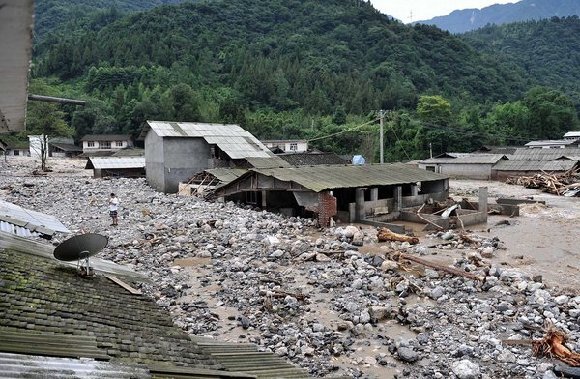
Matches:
[507,169,580,196]
[378,228,419,244]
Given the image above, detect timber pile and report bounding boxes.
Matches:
[506,168,580,196]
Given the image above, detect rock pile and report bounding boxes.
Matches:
[0,158,578,378]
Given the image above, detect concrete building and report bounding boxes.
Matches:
[215,163,449,227]
[140,121,274,193]
[524,139,580,149]
[563,131,580,140]
[0,0,34,133]
[262,139,308,153]
[418,154,507,180]
[80,134,133,156]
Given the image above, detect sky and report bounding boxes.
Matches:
[370,0,521,23]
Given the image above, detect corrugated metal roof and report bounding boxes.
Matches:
[86,157,145,170]
[564,131,580,138]
[278,152,347,166]
[0,352,151,379]
[0,0,34,132]
[511,148,580,161]
[0,200,69,236]
[144,121,272,159]
[419,154,506,164]
[50,142,82,152]
[247,163,448,192]
[205,168,247,184]
[493,159,578,171]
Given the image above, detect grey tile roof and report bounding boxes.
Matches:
[419,154,507,165]
[85,157,145,170]
[277,152,348,166]
[80,134,132,142]
[0,249,221,369]
[143,121,272,160]
[246,163,448,192]
[492,159,578,171]
[511,147,580,161]
[0,200,70,237]
[524,139,579,147]
[49,143,82,152]
[244,156,291,168]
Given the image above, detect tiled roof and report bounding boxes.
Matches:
[205,168,247,184]
[511,147,580,161]
[80,134,132,142]
[277,152,348,166]
[49,143,82,152]
[0,249,221,369]
[492,159,578,171]
[419,154,507,165]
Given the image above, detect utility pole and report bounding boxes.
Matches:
[429,142,433,159]
[379,110,384,164]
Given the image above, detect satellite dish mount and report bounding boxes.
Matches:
[53,233,108,278]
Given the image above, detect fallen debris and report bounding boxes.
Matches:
[507,169,580,196]
[388,251,483,281]
[532,324,580,367]
[378,228,419,245]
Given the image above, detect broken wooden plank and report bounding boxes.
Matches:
[106,275,142,295]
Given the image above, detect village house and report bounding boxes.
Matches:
[139,121,276,193]
[492,159,579,181]
[524,139,580,149]
[215,163,449,227]
[563,131,580,140]
[262,139,308,153]
[80,134,133,156]
[417,154,508,180]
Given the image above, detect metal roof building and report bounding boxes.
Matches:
[0,200,70,238]
[492,159,579,181]
[216,164,449,226]
[141,121,275,193]
[417,154,508,180]
[510,147,580,161]
[85,157,146,178]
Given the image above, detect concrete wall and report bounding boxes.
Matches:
[162,137,210,193]
[419,163,493,180]
[145,131,166,192]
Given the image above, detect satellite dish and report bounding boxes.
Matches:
[53,233,108,277]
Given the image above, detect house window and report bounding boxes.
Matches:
[87,141,95,147]
[13,150,19,156]
[100,141,111,149]
[289,143,298,151]
[426,166,435,172]
[115,141,123,147]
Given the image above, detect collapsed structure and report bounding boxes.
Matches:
[215,163,450,227]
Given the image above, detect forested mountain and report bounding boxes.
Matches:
[418,0,580,34]
[462,16,580,97]
[26,0,579,161]
[34,0,190,40]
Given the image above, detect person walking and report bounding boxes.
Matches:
[109,193,119,226]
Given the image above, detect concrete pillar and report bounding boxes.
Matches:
[355,188,365,221]
[478,187,488,212]
[370,188,378,201]
[261,190,267,208]
[411,184,419,196]
[394,186,402,211]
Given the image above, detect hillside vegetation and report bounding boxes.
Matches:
[27,0,579,161]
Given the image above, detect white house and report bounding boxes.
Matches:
[80,134,133,155]
[563,131,580,140]
[261,139,308,153]
[524,139,580,149]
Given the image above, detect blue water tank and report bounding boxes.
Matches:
[352,155,365,165]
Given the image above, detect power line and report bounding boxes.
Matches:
[306,117,379,142]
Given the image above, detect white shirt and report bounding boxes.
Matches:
[109,197,119,212]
